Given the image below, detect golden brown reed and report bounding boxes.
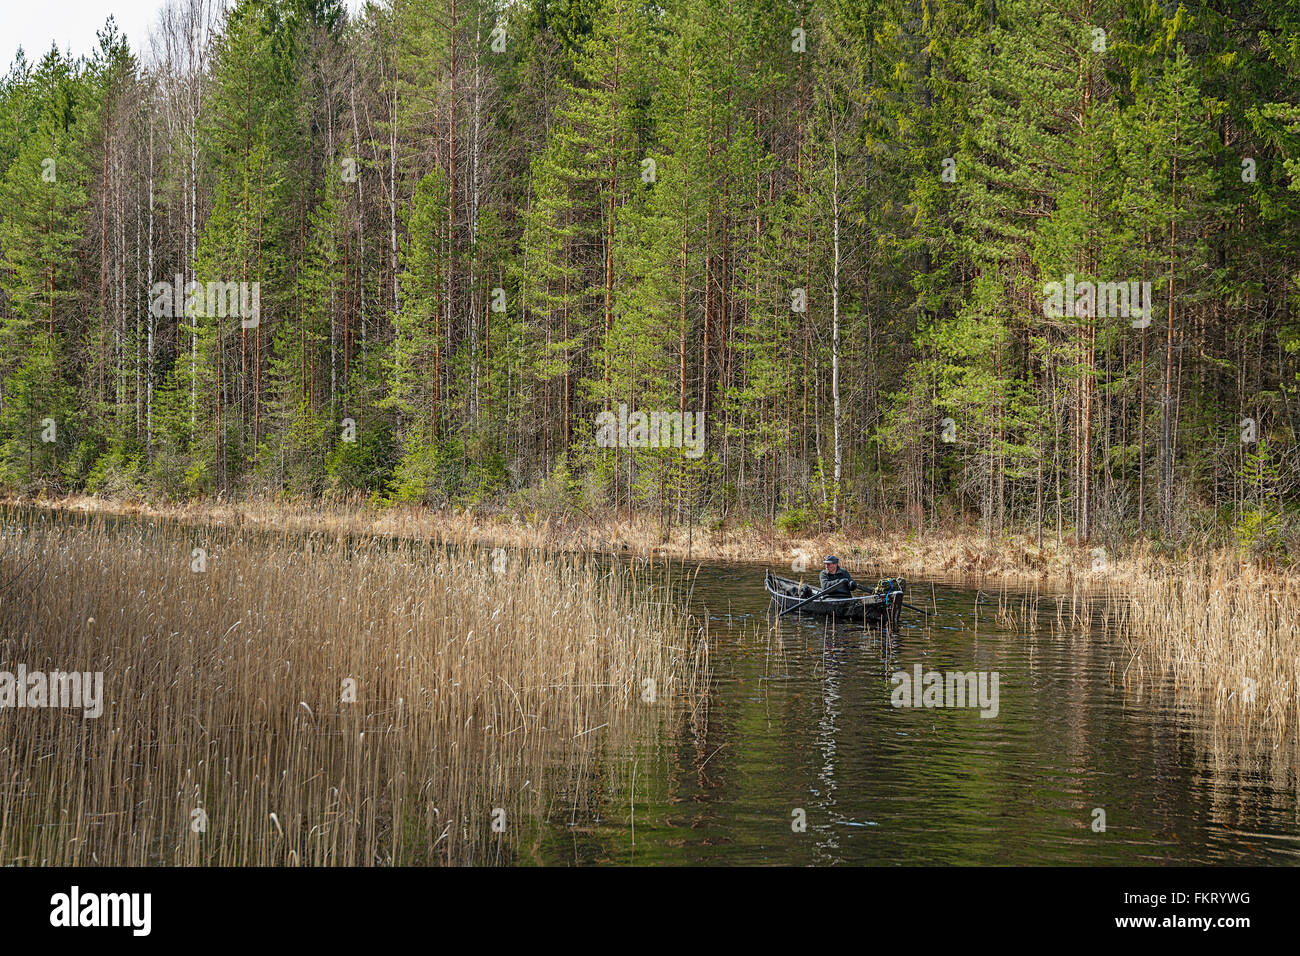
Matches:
[1112,557,1300,745]
[0,509,707,865]
[9,493,1172,585]
[975,547,1300,758]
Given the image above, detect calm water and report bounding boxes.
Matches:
[535,562,1300,865]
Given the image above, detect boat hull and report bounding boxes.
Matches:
[766,570,904,629]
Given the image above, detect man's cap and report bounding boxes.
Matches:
[824,555,839,564]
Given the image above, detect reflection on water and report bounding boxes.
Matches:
[538,562,1300,865]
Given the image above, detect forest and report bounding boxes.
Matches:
[2,0,1299,555]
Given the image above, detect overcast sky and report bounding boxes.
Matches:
[3,0,368,74]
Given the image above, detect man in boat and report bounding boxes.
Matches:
[818,555,863,597]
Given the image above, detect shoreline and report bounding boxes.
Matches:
[1,492,1269,588]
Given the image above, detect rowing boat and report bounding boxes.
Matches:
[765,569,905,629]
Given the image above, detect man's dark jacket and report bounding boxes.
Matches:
[819,567,858,593]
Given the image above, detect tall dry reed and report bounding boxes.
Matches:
[1114,559,1300,743]
[0,509,706,865]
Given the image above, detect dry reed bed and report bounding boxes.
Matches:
[981,564,1300,764]
[1112,561,1300,744]
[973,554,1300,748]
[0,511,707,865]
[13,493,1166,584]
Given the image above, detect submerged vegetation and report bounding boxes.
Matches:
[0,508,708,864]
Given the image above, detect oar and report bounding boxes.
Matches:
[777,577,852,617]
[901,602,930,615]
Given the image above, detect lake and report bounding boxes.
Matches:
[535,561,1300,865]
